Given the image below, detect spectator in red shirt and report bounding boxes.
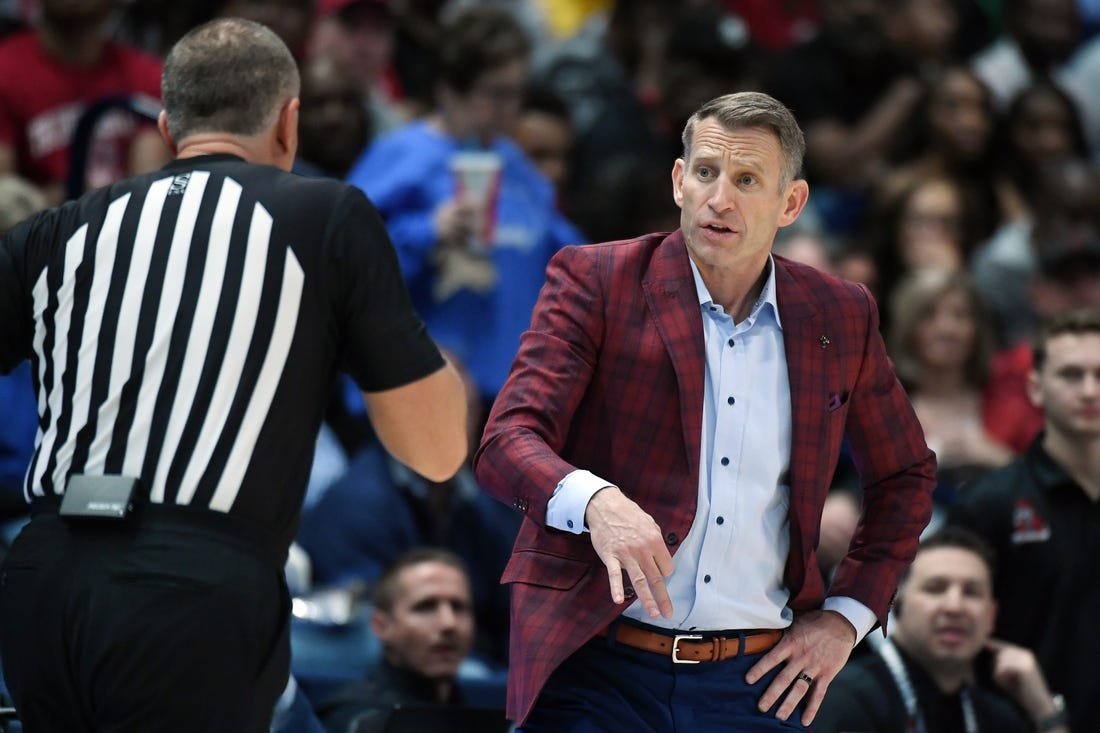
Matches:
[0,0,168,204]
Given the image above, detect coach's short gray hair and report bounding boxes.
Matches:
[681,92,805,191]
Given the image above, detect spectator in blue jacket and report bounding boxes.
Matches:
[345,4,584,411]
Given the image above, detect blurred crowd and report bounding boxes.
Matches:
[1,0,1099,731]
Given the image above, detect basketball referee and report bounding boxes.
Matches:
[0,18,467,733]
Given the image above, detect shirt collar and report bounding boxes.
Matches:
[160,153,246,172]
[689,255,782,329]
[1028,435,1086,494]
[377,659,463,705]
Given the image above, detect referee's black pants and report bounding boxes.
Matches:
[0,508,290,733]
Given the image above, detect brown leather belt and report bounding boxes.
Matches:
[598,624,784,664]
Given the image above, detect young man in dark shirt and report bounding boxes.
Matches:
[949,306,1100,730]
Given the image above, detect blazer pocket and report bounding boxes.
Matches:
[502,549,590,591]
[827,391,849,412]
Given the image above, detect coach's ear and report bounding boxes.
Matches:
[157,111,178,156]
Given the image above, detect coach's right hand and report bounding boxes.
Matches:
[585,486,674,618]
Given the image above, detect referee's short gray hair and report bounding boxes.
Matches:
[161,18,300,141]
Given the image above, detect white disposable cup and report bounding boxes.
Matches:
[449,150,503,253]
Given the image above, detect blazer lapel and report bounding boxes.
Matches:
[774,259,828,538]
[641,231,705,486]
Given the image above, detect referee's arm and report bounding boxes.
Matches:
[363,356,468,482]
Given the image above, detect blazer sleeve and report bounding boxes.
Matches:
[828,283,936,625]
[473,244,603,527]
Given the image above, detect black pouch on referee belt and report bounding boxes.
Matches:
[59,474,137,523]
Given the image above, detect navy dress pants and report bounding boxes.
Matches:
[520,625,811,733]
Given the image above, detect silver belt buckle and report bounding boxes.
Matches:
[671,634,702,664]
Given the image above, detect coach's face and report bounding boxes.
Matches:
[672,119,807,278]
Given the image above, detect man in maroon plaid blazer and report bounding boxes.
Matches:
[474,92,935,731]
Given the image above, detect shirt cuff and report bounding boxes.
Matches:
[546,469,616,534]
[822,596,876,645]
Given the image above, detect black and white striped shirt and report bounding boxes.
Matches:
[0,154,443,543]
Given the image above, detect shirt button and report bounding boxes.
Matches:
[716,516,724,525]
[720,457,729,466]
[567,519,574,529]
[727,396,735,405]
[624,586,636,598]
[727,338,735,347]
[665,532,679,545]
[704,574,711,583]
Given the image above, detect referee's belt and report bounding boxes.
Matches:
[30,494,289,570]
[598,623,783,663]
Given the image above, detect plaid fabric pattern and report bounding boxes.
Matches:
[474,231,935,724]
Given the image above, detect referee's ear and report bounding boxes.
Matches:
[158,111,178,157]
[273,97,300,172]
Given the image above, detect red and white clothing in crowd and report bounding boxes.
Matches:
[0,29,161,192]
